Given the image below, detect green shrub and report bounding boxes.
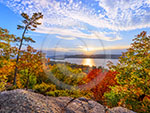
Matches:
[28,75,37,89]
[34,82,56,94]
[46,89,92,98]
[18,69,37,89]
[0,76,7,91]
[104,86,123,107]
[46,90,68,97]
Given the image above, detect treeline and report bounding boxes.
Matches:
[56,54,121,59]
[0,12,150,113]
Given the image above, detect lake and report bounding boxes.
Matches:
[52,58,118,68]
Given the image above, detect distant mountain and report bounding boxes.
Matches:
[42,49,126,60]
[49,54,121,59]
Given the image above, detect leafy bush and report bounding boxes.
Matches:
[34,82,56,94]
[46,89,92,98]
[0,75,7,91]
[80,68,118,103]
[50,64,86,88]
[0,28,16,91]
[46,90,70,97]
[105,31,150,113]
[17,69,37,89]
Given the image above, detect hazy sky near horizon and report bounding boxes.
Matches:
[0,0,150,55]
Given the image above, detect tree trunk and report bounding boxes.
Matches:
[13,15,41,85]
[13,26,27,85]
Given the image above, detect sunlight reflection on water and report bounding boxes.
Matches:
[81,58,95,67]
[52,58,118,68]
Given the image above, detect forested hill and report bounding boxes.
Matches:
[49,54,121,59]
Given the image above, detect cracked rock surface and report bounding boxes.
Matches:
[0,89,135,113]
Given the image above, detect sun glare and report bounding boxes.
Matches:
[82,47,97,55]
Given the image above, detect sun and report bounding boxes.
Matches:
[82,47,97,55]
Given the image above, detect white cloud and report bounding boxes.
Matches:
[96,0,150,30]
[42,44,129,53]
[56,36,76,40]
[44,47,85,52]
[1,0,150,41]
[36,26,122,41]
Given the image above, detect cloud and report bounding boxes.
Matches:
[78,45,129,51]
[96,0,150,30]
[42,46,85,52]
[1,0,150,41]
[36,26,122,41]
[56,36,76,40]
[41,44,129,54]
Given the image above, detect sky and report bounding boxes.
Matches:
[0,0,150,55]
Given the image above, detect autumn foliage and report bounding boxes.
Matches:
[105,31,150,112]
[0,28,17,91]
[92,70,118,101]
[80,68,118,102]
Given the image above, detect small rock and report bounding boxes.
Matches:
[109,107,136,113]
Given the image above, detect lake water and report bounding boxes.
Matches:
[52,58,118,68]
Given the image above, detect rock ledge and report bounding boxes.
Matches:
[0,89,135,113]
